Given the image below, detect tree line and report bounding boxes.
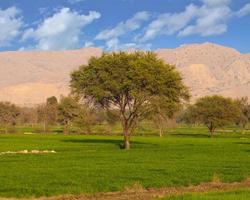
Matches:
[0,96,120,134]
[0,52,250,149]
[1,94,249,136]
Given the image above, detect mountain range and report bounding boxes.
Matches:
[0,43,249,106]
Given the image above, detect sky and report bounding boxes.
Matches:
[0,0,250,53]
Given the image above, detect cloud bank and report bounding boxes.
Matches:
[0,7,23,47]
[2,0,250,51]
[22,8,100,50]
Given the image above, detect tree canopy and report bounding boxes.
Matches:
[46,96,58,125]
[236,97,250,129]
[183,95,241,136]
[71,51,189,149]
[57,96,80,135]
[147,96,182,137]
[0,102,20,133]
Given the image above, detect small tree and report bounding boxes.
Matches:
[37,96,58,133]
[37,104,48,132]
[148,97,181,137]
[46,96,58,125]
[19,107,38,126]
[71,52,189,149]
[184,95,241,137]
[74,106,99,134]
[0,102,20,134]
[236,97,250,130]
[57,96,80,135]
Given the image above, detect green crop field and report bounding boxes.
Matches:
[159,189,250,200]
[0,126,250,198]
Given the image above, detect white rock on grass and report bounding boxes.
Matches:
[0,150,56,155]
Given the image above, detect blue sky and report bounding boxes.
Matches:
[0,0,250,52]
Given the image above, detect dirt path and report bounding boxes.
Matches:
[1,179,250,200]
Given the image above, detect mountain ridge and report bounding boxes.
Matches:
[0,43,249,105]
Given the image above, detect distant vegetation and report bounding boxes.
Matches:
[0,52,250,140]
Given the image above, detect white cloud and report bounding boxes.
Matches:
[95,11,151,40]
[179,3,231,36]
[202,0,231,7]
[106,38,119,50]
[236,3,250,17]
[95,11,151,50]
[38,7,49,15]
[68,0,85,4]
[22,8,101,50]
[105,38,151,51]
[139,0,235,40]
[84,41,94,47]
[0,7,23,47]
[140,4,198,41]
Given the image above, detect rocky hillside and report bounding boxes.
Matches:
[0,48,102,105]
[0,43,249,105]
[156,43,250,99]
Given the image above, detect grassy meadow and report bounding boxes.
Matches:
[160,189,250,200]
[0,124,250,198]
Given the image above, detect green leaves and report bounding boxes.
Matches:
[57,96,80,125]
[70,51,189,146]
[70,51,189,109]
[184,95,241,133]
[0,102,20,126]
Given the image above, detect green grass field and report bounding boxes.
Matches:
[160,189,250,200]
[1,122,249,136]
[0,127,250,198]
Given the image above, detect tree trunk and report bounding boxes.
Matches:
[210,129,215,138]
[242,123,246,134]
[159,126,163,137]
[63,123,69,135]
[243,123,246,129]
[208,122,214,138]
[210,130,213,137]
[43,121,46,133]
[123,126,130,149]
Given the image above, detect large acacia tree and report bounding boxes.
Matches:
[71,52,189,149]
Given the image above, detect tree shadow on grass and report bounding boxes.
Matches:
[61,138,157,149]
[234,142,250,145]
[171,133,210,138]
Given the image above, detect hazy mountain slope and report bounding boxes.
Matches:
[0,48,102,105]
[156,43,250,99]
[0,43,249,105]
